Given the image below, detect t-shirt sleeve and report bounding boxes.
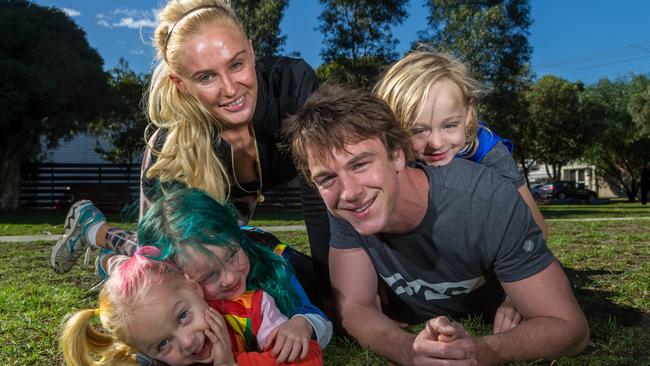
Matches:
[480,142,526,188]
[328,213,363,249]
[484,179,554,282]
[256,291,289,351]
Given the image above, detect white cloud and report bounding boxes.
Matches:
[97,19,111,28]
[130,49,145,56]
[112,7,139,17]
[114,17,157,29]
[96,8,157,29]
[60,7,80,17]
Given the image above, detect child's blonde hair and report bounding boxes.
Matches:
[374,45,488,157]
[60,247,182,366]
[145,0,247,203]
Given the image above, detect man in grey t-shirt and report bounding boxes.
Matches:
[284,85,589,366]
[329,158,553,323]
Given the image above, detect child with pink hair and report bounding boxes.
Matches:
[60,246,323,366]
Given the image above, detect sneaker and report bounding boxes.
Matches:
[50,200,106,274]
[95,248,113,280]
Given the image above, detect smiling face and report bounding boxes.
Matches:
[182,245,250,301]
[170,22,257,130]
[129,277,212,366]
[408,79,472,166]
[308,138,405,235]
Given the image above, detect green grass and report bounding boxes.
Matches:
[539,200,650,219]
[1,204,649,365]
[0,209,138,236]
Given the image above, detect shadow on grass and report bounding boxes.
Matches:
[542,208,650,219]
[566,268,647,326]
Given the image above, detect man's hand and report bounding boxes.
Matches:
[411,316,478,366]
[204,307,237,366]
[264,316,312,364]
[493,296,522,334]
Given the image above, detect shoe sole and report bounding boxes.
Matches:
[50,200,91,273]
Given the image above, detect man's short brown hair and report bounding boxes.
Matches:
[283,84,409,181]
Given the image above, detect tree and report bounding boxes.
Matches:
[231,0,288,57]
[0,0,108,209]
[581,77,650,201]
[90,59,148,167]
[316,0,408,88]
[416,0,534,177]
[526,76,590,179]
[628,74,650,135]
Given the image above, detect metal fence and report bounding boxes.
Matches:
[20,163,139,211]
[20,163,301,212]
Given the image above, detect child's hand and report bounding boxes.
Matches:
[264,316,312,364]
[205,308,237,366]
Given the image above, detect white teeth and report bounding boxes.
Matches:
[224,96,244,107]
[354,199,372,212]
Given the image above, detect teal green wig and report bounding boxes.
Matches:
[137,188,299,316]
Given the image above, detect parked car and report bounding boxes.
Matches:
[530,184,543,200]
[540,181,598,201]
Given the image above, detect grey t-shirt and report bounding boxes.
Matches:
[329,159,554,320]
[481,141,526,188]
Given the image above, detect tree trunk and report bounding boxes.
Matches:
[0,149,21,210]
[626,180,638,202]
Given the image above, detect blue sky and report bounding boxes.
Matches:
[31,0,650,83]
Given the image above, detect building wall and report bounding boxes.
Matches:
[560,162,618,198]
[524,161,620,198]
[43,133,141,164]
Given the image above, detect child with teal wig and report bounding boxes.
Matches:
[137,188,332,362]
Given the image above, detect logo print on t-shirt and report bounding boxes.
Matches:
[382,273,486,300]
[523,239,535,253]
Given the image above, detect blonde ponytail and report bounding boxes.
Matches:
[60,308,137,366]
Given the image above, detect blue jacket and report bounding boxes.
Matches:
[463,122,513,163]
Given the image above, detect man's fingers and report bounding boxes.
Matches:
[493,303,524,334]
[427,316,465,339]
[413,337,471,360]
[511,311,523,329]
